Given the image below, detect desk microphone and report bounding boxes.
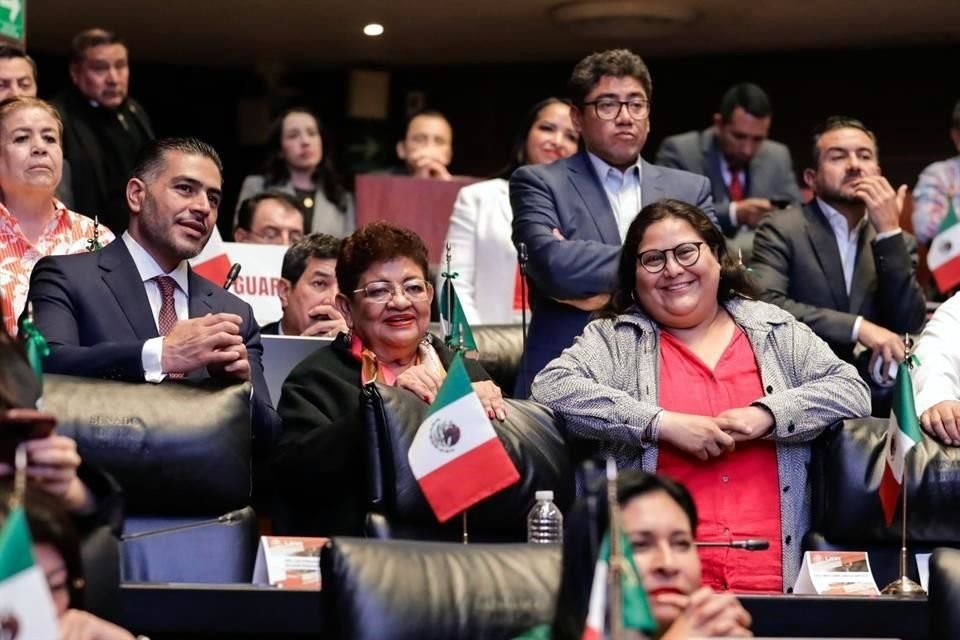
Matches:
[223,263,242,290]
[696,539,769,551]
[120,507,252,541]
[518,242,529,352]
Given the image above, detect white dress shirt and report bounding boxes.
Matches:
[122,232,190,381]
[914,292,960,412]
[588,152,643,241]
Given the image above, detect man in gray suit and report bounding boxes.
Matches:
[511,48,715,396]
[656,83,800,260]
[751,116,925,410]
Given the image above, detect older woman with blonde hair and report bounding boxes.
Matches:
[0,96,114,334]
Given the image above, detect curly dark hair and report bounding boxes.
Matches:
[263,107,349,213]
[600,198,756,319]
[336,222,429,295]
[568,49,652,106]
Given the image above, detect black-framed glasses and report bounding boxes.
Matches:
[637,242,705,274]
[582,99,650,121]
[352,278,432,304]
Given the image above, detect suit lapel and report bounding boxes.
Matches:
[848,223,876,314]
[804,201,850,310]
[566,150,620,244]
[99,241,160,341]
[187,267,215,318]
[641,159,670,208]
[702,131,728,203]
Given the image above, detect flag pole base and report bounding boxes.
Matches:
[880,576,925,597]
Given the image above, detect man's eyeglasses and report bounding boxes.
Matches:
[637,242,705,274]
[582,99,650,121]
[353,279,432,304]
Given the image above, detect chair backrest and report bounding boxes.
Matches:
[362,383,574,542]
[929,547,960,639]
[44,375,257,583]
[810,417,960,544]
[321,537,561,640]
[471,324,525,398]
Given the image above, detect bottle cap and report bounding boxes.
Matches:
[535,490,554,501]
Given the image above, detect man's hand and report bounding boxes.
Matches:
[715,406,774,441]
[920,400,960,446]
[659,412,748,461]
[301,304,348,337]
[209,342,250,381]
[857,319,906,383]
[554,293,611,311]
[396,364,444,403]
[735,198,776,228]
[472,380,507,421]
[407,149,452,180]
[161,313,244,374]
[660,587,753,639]
[854,176,906,234]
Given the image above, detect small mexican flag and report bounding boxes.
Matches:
[0,505,60,639]
[927,197,960,294]
[581,531,657,640]
[439,278,477,352]
[878,361,924,526]
[407,354,518,522]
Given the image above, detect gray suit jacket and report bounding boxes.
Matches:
[750,200,926,362]
[510,148,715,395]
[656,127,801,234]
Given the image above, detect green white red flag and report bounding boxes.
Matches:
[878,361,923,526]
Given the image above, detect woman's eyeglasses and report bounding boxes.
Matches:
[636,242,705,274]
[353,279,432,304]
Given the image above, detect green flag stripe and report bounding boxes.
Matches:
[892,362,923,442]
[0,506,36,581]
[424,353,474,419]
[936,197,958,234]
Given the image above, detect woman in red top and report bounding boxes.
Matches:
[532,199,870,592]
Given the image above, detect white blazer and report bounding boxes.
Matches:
[438,178,522,325]
[914,292,960,413]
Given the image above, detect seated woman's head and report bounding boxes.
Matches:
[608,199,753,328]
[335,222,433,355]
[0,96,64,200]
[0,484,85,615]
[553,470,701,638]
[502,98,579,176]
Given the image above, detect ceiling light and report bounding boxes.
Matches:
[550,1,699,38]
[363,23,384,37]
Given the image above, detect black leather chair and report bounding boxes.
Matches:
[361,382,575,542]
[928,547,960,639]
[44,374,258,583]
[426,323,526,398]
[321,537,561,640]
[806,417,960,587]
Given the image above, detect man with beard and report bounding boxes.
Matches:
[751,117,926,410]
[510,48,716,396]
[656,83,801,260]
[23,138,279,444]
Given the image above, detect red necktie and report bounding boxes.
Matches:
[728,170,744,202]
[153,276,183,378]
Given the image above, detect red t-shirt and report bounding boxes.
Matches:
[656,328,783,593]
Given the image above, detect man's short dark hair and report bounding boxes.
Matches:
[235,191,302,233]
[951,99,960,132]
[567,49,652,106]
[70,28,124,64]
[401,109,450,141]
[810,116,878,167]
[281,233,341,284]
[132,137,223,182]
[718,83,772,121]
[0,45,36,80]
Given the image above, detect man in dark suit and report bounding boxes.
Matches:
[656,83,801,260]
[511,48,715,396]
[53,28,154,233]
[751,117,926,409]
[261,232,346,337]
[25,137,279,445]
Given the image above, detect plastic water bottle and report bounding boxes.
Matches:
[527,490,563,544]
